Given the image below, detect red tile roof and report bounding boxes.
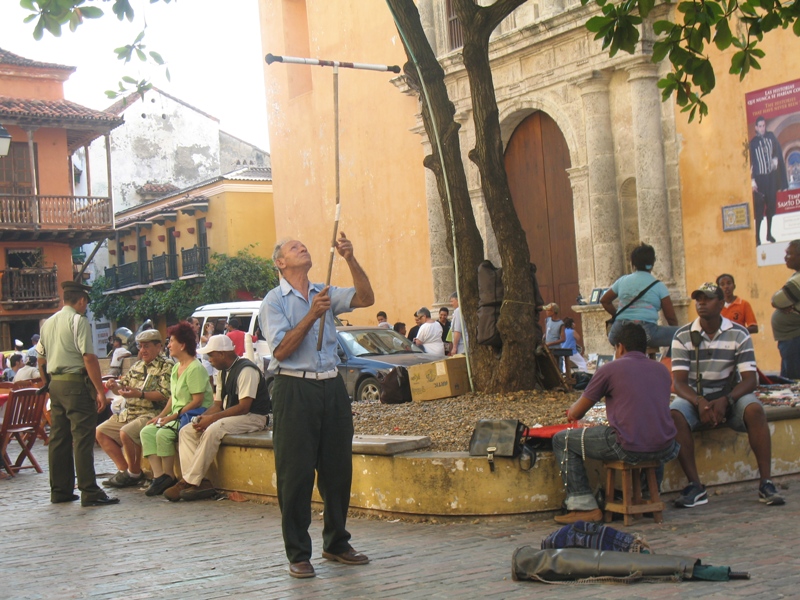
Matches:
[137,182,180,195]
[0,47,75,72]
[0,96,123,126]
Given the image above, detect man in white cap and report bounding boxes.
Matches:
[164,334,269,502]
[98,328,173,488]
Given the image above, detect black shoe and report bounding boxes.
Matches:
[146,474,176,497]
[767,234,776,243]
[51,494,80,504]
[81,494,120,507]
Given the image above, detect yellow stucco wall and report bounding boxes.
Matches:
[259,0,434,327]
[113,181,275,269]
[676,22,800,372]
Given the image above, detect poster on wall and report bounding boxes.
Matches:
[746,79,800,266]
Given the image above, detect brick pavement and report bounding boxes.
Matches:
[1,442,798,599]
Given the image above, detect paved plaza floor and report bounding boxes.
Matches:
[1,443,798,599]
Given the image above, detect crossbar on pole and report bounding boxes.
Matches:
[266,53,400,73]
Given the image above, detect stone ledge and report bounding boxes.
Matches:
[220,430,431,456]
[209,417,800,517]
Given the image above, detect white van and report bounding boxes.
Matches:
[191,301,271,370]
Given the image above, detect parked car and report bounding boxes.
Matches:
[264,326,441,402]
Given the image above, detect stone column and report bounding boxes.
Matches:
[566,165,594,295]
[576,72,623,288]
[627,60,674,284]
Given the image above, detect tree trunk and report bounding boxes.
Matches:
[387,0,541,393]
[454,0,539,392]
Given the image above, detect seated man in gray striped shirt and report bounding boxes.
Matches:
[670,282,785,508]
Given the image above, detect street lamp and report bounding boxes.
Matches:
[0,123,11,157]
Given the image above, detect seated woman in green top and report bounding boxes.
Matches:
[140,321,213,497]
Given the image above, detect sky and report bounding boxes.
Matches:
[0,0,270,150]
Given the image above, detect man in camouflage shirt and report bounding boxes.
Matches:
[96,329,173,488]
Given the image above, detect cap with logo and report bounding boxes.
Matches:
[690,282,724,301]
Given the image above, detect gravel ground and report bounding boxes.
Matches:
[351,390,580,452]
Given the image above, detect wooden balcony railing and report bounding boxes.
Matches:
[151,253,178,282]
[104,262,150,289]
[1,267,59,308]
[181,246,209,276]
[0,195,112,228]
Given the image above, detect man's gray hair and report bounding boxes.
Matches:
[272,239,291,270]
[417,307,431,319]
[449,291,458,300]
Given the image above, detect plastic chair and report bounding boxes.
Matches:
[1,388,48,476]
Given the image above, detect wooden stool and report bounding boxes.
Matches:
[603,460,664,525]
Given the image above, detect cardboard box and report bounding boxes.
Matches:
[408,356,470,401]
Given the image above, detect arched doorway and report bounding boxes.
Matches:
[504,111,580,333]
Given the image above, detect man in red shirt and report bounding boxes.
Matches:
[225,318,254,357]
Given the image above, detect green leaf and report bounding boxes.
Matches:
[165,67,171,82]
[43,13,63,37]
[653,19,674,35]
[586,15,613,33]
[33,17,45,40]
[23,14,37,23]
[652,40,672,62]
[794,18,800,36]
[105,90,119,99]
[638,0,655,17]
[136,48,146,61]
[762,11,782,32]
[79,6,103,18]
[149,51,164,65]
[20,0,36,10]
[714,18,732,49]
[121,75,137,84]
[134,30,145,44]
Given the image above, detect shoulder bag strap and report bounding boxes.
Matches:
[611,280,660,323]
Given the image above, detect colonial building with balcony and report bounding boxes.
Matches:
[103,166,275,329]
[0,48,123,350]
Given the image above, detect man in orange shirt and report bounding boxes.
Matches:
[717,274,758,334]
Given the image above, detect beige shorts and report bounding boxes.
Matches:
[96,414,150,445]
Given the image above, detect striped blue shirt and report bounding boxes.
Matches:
[671,317,756,397]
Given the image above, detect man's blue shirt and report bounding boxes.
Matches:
[261,277,355,372]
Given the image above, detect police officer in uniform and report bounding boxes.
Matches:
[37,280,119,506]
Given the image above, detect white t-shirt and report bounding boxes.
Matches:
[451,307,467,354]
[415,321,445,356]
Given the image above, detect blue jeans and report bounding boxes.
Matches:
[552,426,680,511]
[778,336,800,379]
[608,319,678,349]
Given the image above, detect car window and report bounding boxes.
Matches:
[338,329,422,356]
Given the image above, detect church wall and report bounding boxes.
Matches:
[676,20,800,372]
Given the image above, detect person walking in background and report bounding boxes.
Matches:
[717,273,758,334]
[771,239,800,379]
[449,292,467,355]
[561,317,587,372]
[543,303,564,348]
[413,307,445,356]
[376,311,391,329]
[407,312,422,342]
[393,322,407,337]
[37,281,118,507]
[602,243,679,350]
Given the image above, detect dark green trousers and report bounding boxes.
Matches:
[48,378,103,502]
[272,374,354,563]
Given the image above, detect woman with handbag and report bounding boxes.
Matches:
[139,321,214,496]
[601,243,679,349]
